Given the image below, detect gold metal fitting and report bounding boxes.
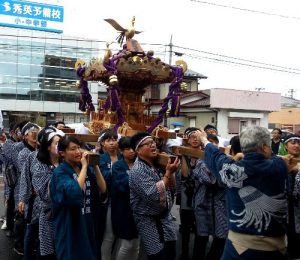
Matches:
[176,60,188,73]
[180,82,188,92]
[109,75,118,85]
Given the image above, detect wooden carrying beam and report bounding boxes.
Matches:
[159,151,300,172]
[66,133,99,143]
[171,146,205,159]
[286,157,300,172]
[157,153,177,167]
[61,128,75,133]
[154,130,177,139]
[86,152,100,166]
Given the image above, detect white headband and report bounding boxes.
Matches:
[284,136,300,144]
[186,130,197,138]
[135,136,152,151]
[47,130,64,142]
[24,126,39,136]
[98,132,106,142]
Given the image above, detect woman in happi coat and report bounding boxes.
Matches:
[50,135,106,260]
[98,129,122,260]
[31,127,63,259]
[111,136,139,260]
[283,134,300,260]
[129,132,180,260]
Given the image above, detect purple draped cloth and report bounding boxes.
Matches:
[77,67,95,113]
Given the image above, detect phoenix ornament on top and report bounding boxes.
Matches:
[104,16,142,45]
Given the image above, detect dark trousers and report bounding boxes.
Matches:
[14,212,25,250]
[206,237,226,260]
[148,241,176,260]
[193,236,209,260]
[40,254,57,260]
[193,236,225,260]
[6,187,15,231]
[23,222,39,260]
[180,209,195,258]
[287,202,300,259]
[221,239,288,260]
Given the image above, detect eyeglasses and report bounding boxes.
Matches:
[140,140,156,148]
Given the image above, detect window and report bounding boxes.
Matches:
[189,117,196,127]
[228,118,239,134]
[150,84,160,99]
[240,120,248,132]
[251,119,257,125]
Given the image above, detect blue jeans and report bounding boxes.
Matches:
[221,239,288,260]
[24,222,39,260]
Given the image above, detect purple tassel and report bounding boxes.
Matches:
[77,67,95,112]
[170,95,180,117]
[148,66,183,133]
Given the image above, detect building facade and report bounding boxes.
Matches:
[268,96,300,134]
[151,88,281,139]
[0,26,104,128]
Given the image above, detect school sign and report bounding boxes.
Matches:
[0,0,64,33]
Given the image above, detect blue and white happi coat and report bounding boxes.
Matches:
[19,150,40,224]
[204,143,288,237]
[129,158,177,256]
[2,139,16,200]
[31,157,55,256]
[192,159,228,238]
[11,141,25,208]
[293,172,300,233]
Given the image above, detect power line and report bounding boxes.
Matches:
[184,53,300,75]
[173,45,300,73]
[190,0,300,21]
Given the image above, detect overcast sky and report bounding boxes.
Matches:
[59,0,300,99]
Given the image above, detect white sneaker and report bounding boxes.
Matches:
[1,220,7,230]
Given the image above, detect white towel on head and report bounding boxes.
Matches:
[166,137,183,148]
[75,124,90,134]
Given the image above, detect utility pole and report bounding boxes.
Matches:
[163,35,173,127]
[168,34,173,65]
[288,88,296,99]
